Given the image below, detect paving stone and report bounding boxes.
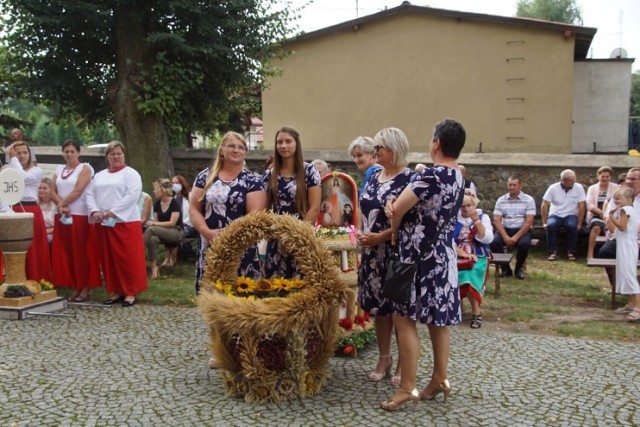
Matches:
[2,304,640,425]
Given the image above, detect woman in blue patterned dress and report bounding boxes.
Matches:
[262,126,321,278]
[357,128,414,386]
[381,118,466,411]
[189,131,267,293]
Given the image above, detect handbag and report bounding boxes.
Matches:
[383,185,464,304]
[383,249,418,304]
[457,257,475,270]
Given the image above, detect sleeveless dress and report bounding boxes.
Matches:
[357,167,414,315]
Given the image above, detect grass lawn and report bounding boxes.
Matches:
[56,249,640,343]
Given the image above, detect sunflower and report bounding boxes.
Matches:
[270,277,285,291]
[289,279,305,290]
[255,279,272,293]
[235,277,256,295]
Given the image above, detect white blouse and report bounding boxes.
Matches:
[8,157,42,202]
[86,167,142,223]
[55,163,94,215]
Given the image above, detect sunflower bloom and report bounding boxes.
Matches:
[235,277,256,294]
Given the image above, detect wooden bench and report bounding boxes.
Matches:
[587,258,640,308]
[490,253,514,297]
[492,238,540,297]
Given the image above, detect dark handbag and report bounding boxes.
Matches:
[383,250,418,304]
[457,257,475,270]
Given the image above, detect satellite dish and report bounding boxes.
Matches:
[610,48,628,59]
[0,168,25,205]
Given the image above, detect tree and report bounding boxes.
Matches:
[516,0,582,25]
[1,1,293,187]
[631,72,640,117]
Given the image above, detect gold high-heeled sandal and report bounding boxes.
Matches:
[380,387,420,412]
[420,379,451,403]
[368,355,392,382]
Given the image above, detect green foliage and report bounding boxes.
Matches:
[516,0,582,24]
[631,72,640,117]
[0,0,296,138]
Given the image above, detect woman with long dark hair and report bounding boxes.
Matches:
[262,126,321,278]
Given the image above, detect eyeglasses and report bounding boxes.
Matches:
[224,144,246,151]
[373,145,384,152]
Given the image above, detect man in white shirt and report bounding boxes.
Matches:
[599,167,640,259]
[490,175,536,279]
[541,169,586,261]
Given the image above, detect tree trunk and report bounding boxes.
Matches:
[108,4,174,192]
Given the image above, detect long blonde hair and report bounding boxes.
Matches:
[199,131,247,201]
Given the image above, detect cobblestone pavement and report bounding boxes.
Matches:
[1,303,639,427]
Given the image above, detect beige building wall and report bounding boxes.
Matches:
[263,13,576,155]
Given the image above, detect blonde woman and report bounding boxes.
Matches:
[144,179,184,279]
[5,140,51,281]
[189,131,267,293]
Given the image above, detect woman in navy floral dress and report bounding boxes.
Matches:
[262,126,321,278]
[190,131,267,293]
[357,128,414,386]
[381,119,466,411]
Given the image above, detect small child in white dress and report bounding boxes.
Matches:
[608,187,640,322]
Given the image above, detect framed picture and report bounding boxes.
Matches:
[317,172,357,228]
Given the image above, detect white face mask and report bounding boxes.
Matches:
[172,183,182,193]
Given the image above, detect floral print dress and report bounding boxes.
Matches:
[194,168,263,292]
[393,166,464,325]
[357,167,414,315]
[262,162,320,278]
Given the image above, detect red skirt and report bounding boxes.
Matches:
[94,221,148,297]
[51,214,101,289]
[12,204,51,281]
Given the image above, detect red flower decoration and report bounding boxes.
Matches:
[339,318,353,330]
[344,346,354,354]
[354,315,366,327]
[363,312,370,321]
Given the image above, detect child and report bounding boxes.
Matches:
[608,187,640,321]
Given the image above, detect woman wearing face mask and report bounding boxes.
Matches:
[5,140,51,281]
[163,175,197,267]
[189,131,267,293]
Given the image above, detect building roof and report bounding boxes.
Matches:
[289,2,597,60]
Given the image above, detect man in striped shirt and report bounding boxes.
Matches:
[490,175,536,280]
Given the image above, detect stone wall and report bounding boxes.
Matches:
[34,146,638,216]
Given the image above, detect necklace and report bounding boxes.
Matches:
[61,163,79,179]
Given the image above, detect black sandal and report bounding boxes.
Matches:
[470,314,483,329]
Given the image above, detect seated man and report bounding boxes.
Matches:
[490,175,536,279]
[541,169,586,261]
[599,167,640,259]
